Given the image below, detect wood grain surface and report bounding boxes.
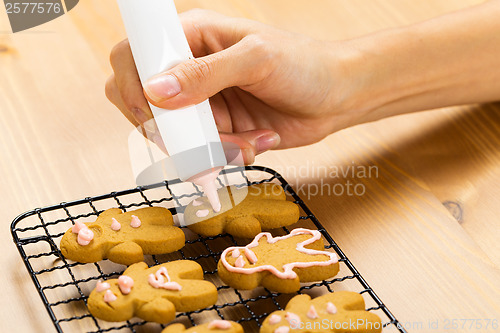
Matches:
[1,0,499,332]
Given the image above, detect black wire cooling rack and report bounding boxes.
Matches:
[11,166,407,333]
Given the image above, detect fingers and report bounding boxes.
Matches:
[109,39,153,125]
[143,35,274,110]
[221,130,280,165]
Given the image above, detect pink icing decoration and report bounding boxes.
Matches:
[207,320,232,329]
[235,255,245,268]
[285,312,301,326]
[326,302,337,314]
[196,209,209,218]
[274,326,290,333]
[77,227,94,246]
[72,221,86,234]
[192,199,203,206]
[103,290,117,303]
[188,167,222,212]
[231,249,240,258]
[118,275,134,295]
[95,281,110,292]
[110,218,121,231]
[307,305,318,319]
[244,248,258,264]
[268,314,282,325]
[220,228,338,279]
[130,215,141,228]
[148,267,182,291]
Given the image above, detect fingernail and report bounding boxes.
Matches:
[255,133,280,154]
[131,108,150,124]
[144,74,181,102]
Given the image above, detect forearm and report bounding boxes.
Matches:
[341,0,500,124]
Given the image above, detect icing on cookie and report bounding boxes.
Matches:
[285,312,301,326]
[130,215,141,228]
[268,314,282,325]
[110,218,121,231]
[103,290,117,303]
[274,326,290,333]
[326,302,337,314]
[207,320,232,329]
[231,249,240,258]
[244,248,258,264]
[235,255,245,268]
[72,221,86,234]
[77,227,94,246]
[192,199,202,206]
[95,280,110,292]
[118,275,134,295]
[196,209,209,218]
[307,305,318,319]
[148,267,182,291]
[220,228,338,279]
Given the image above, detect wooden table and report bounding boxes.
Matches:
[1,0,499,332]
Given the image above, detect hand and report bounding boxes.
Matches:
[106,9,359,164]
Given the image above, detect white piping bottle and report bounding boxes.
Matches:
[117,0,226,211]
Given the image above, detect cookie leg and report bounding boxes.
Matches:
[226,216,262,238]
[136,297,176,323]
[261,273,301,293]
[106,241,144,265]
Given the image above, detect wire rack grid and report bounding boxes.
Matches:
[11,166,407,333]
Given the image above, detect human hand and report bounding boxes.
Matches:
[106,9,362,163]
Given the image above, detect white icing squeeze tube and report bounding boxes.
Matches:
[117,0,226,211]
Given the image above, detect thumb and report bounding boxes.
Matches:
[143,38,269,109]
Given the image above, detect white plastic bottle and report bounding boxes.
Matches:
[117,0,226,211]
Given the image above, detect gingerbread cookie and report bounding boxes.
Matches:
[260,291,382,333]
[60,207,185,265]
[217,228,339,293]
[87,260,218,323]
[184,183,299,238]
[162,320,243,333]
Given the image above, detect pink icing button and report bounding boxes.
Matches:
[326,302,337,314]
[231,249,240,258]
[285,312,301,327]
[72,221,86,234]
[95,281,110,292]
[268,314,282,325]
[110,218,121,231]
[307,305,318,319]
[103,290,117,303]
[192,199,202,206]
[274,326,290,333]
[244,248,258,264]
[118,275,134,295]
[207,320,232,329]
[196,209,209,218]
[130,215,141,228]
[235,255,245,268]
[77,227,94,246]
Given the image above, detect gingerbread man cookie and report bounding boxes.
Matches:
[87,260,218,323]
[217,228,339,293]
[260,291,382,333]
[184,183,299,238]
[162,320,243,333]
[60,207,185,265]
